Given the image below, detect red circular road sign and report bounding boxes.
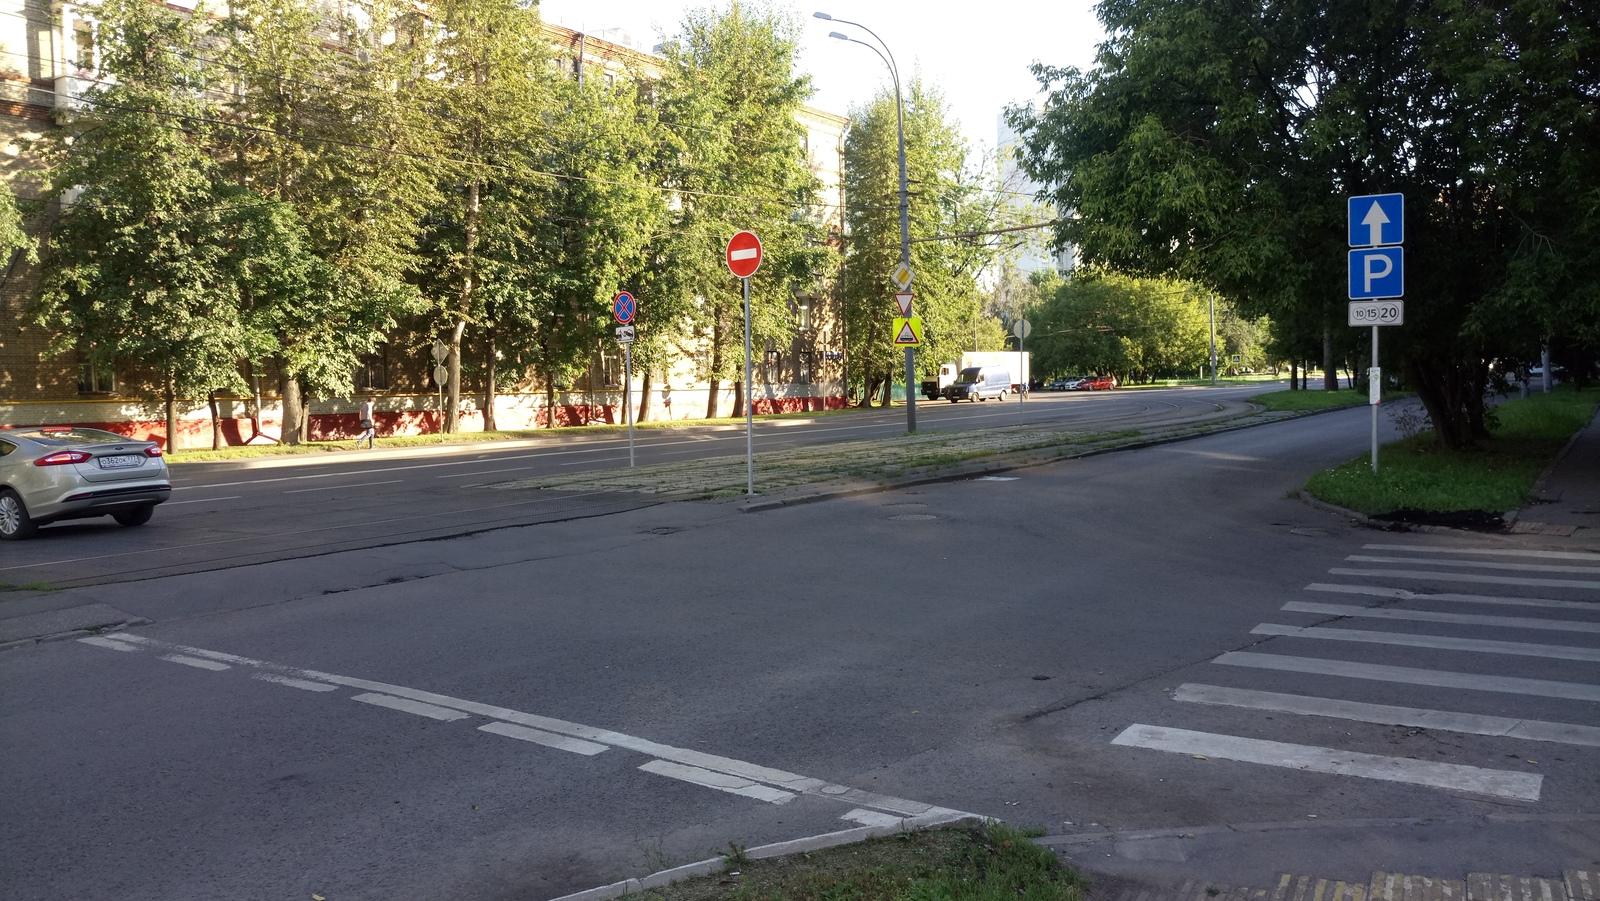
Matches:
[726,230,762,278]
[612,291,635,324]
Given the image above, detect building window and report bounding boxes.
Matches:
[356,349,389,391]
[798,351,813,385]
[78,355,115,394]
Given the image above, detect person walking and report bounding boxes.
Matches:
[356,398,376,449]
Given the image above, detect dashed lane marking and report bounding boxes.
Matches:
[1174,684,1600,747]
[1251,622,1600,662]
[285,479,404,494]
[1305,583,1598,612]
[478,722,608,756]
[253,673,338,692]
[1111,724,1542,801]
[161,654,230,671]
[1364,543,1600,562]
[351,692,472,721]
[79,636,139,652]
[1214,651,1600,702]
[638,760,796,804]
[1328,568,1600,591]
[1281,601,1600,634]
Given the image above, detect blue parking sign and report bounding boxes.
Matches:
[1349,247,1404,299]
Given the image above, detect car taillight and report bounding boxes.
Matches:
[143,445,164,458]
[34,450,92,466]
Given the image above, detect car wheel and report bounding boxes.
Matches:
[947,398,958,404]
[112,504,155,527]
[0,488,38,540]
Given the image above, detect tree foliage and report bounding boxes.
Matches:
[1009,0,1600,447]
[1031,273,1209,381]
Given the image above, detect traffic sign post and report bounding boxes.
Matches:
[1012,319,1031,418]
[1348,193,1405,475]
[615,318,636,466]
[727,231,763,495]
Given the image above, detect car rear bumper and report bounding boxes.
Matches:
[32,483,171,524]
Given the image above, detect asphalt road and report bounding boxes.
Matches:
[0,384,1268,588]
[3,398,1596,901]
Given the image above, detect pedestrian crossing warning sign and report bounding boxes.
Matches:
[892,317,923,346]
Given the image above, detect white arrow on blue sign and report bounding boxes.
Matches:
[1348,193,1404,247]
[1349,247,1404,299]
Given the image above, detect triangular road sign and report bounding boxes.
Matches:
[894,292,913,316]
[892,317,923,346]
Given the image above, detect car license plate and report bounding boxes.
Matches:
[97,454,144,470]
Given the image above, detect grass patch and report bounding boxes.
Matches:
[1119,373,1287,390]
[1305,387,1598,514]
[634,822,1082,901]
[1248,388,1382,413]
[0,581,59,592]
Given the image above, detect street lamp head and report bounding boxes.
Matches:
[812,11,833,19]
[828,31,849,41]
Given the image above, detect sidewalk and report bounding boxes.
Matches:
[1510,402,1600,541]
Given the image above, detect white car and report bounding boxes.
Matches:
[0,427,171,540]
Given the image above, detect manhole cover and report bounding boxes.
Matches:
[1289,527,1330,537]
[889,514,938,521]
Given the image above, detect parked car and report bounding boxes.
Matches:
[1081,376,1117,391]
[0,426,171,540]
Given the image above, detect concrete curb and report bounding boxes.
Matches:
[546,812,983,901]
[737,404,1362,514]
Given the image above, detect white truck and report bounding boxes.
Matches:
[922,352,1031,400]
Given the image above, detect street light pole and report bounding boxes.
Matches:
[817,11,915,433]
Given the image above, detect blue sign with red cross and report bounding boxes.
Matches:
[612,291,635,324]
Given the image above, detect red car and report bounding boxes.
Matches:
[1081,376,1117,390]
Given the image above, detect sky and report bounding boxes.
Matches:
[537,0,1106,158]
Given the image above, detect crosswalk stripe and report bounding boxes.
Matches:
[1329,568,1600,590]
[1110,724,1542,801]
[638,759,796,804]
[1305,583,1598,612]
[1251,622,1600,662]
[1347,555,1600,575]
[1282,601,1600,634]
[1174,683,1600,746]
[1214,651,1600,702]
[1365,543,1600,562]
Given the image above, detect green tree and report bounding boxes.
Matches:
[841,81,1004,405]
[218,0,436,442]
[34,0,262,448]
[415,0,554,433]
[652,2,828,419]
[1032,273,1208,382]
[1009,0,1600,447]
[0,178,36,268]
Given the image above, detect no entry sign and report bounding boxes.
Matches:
[726,230,762,278]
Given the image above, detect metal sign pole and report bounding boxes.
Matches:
[625,342,634,467]
[743,275,754,495]
[1371,325,1379,475]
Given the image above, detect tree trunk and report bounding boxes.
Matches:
[1323,327,1336,390]
[1407,356,1473,449]
[638,368,652,422]
[483,325,498,433]
[543,366,558,428]
[447,178,482,434]
[733,365,745,419]
[707,316,724,419]
[280,367,304,445]
[445,319,466,433]
[879,363,893,407]
[164,371,178,453]
[208,391,221,451]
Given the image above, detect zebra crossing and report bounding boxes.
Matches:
[1111,541,1600,801]
[1109,869,1600,901]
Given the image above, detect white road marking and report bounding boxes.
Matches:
[478,722,608,756]
[1282,601,1600,634]
[1347,555,1600,575]
[1305,583,1598,611]
[162,654,230,671]
[638,759,796,804]
[1174,683,1600,747]
[1111,724,1542,801]
[1364,543,1600,562]
[1328,568,1600,590]
[841,809,905,827]
[164,495,243,506]
[1214,651,1600,702]
[285,479,404,494]
[78,636,139,651]
[1251,622,1600,662]
[86,633,964,819]
[351,692,472,721]
[253,673,338,692]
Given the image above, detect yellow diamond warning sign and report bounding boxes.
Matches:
[892,317,923,346]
